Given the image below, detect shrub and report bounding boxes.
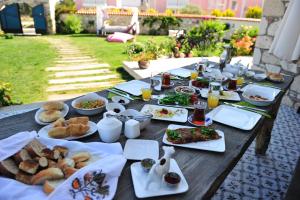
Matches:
[158,38,176,56]
[125,42,145,57]
[211,9,223,17]
[231,26,259,55]
[63,15,83,34]
[0,82,20,107]
[146,8,158,14]
[4,33,14,39]
[179,4,201,15]
[245,6,262,19]
[165,9,174,16]
[142,16,182,35]
[55,0,76,19]
[0,30,4,36]
[222,9,235,17]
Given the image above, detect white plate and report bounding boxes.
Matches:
[131,159,189,198]
[140,104,188,123]
[114,80,150,96]
[241,84,281,96]
[242,84,278,106]
[200,89,241,101]
[163,124,225,152]
[168,68,193,78]
[123,139,159,160]
[38,121,98,140]
[206,105,262,130]
[35,103,69,125]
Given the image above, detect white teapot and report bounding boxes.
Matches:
[97,116,122,143]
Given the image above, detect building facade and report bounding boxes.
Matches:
[75,0,264,17]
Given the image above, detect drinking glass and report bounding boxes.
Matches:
[227,77,237,90]
[141,88,152,101]
[237,76,245,86]
[190,71,198,80]
[207,82,220,109]
[161,72,171,87]
[192,101,207,126]
[150,72,161,91]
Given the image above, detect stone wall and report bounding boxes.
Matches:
[71,13,260,37]
[0,0,55,34]
[253,0,300,110]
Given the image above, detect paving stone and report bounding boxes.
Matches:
[54,69,111,77]
[49,75,118,84]
[55,59,98,64]
[58,56,93,60]
[46,81,123,92]
[47,93,86,101]
[46,63,110,71]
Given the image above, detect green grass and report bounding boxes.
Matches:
[0,36,57,104]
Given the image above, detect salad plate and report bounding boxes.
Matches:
[163,124,225,152]
[114,80,150,96]
[140,104,188,123]
[123,139,159,160]
[168,68,193,78]
[157,93,195,109]
[131,159,189,198]
[200,89,241,101]
[206,105,262,130]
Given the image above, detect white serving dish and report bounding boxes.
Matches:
[174,86,195,95]
[120,109,151,130]
[163,124,225,152]
[106,102,126,114]
[111,95,130,105]
[38,121,97,140]
[131,159,189,198]
[242,84,278,106]
[168,68,193,78]
[123,139,159,160]
[254,73,267,81]
[140,104,188,123]
[71,93,108,116]
[241,84,281,96]
[206,105,262,130]
[35,103,69,125]
[114,80,150,96]
[245,71,255,78]
[200,89,241,101]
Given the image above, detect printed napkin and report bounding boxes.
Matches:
[0,131,126,200]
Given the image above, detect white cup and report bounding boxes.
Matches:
[124,119,140,139]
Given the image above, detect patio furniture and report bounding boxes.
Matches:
[0,63,293,199]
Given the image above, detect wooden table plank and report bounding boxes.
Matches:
[0,64,294,199]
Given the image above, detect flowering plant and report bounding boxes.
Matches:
[231,26,258,56]
[0,82,19,107]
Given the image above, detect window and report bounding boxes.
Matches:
[121,0,141,7]
[82,0,106,7]
[167,0,189,9]
[231,0,237,10]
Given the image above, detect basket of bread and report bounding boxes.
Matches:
[0,139,94,195]
[35,101,69,125]
[38,117,97,140]
[267,72,284,83]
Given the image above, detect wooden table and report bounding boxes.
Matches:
[0,64,294,199]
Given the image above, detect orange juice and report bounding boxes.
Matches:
[207,93,219,109]
[237,76,244,86]
[190,71,198,80]
[141,88,152,101]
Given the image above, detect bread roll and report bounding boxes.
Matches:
[71,152,91,163]
[62,167,77,178]
[48,160,57,168]
[25,139,46,157]
[32,168,64,185]
[39,110,61,123]
[43,179,65,194]
[48,127,69,139]
[75,161,88,169]
[41,148,60,160]
[43,101,64,111]
[13,149,31,164]
[53,118,66,128]
[15,171,33,185]
[66,117,89,125]
[38,157,48,168]
[19,160,39,174]
[0,158,19,178]
[53,146,69,158]
[67,124,89,137]
[57,158,75,169]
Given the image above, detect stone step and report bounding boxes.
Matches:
[58,56,93,60]
[47,93,85,101]
[46,81,122,92]
[58,50,82,54]
[54,69,112,77]
[49,74,118,84]
[46,63,110,71]
[55,59,97,64]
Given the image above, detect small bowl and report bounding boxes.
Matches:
[254,73,267,81]
[120,109,151,130]
[174,86,195,95]
[141,158,156,173]
[71,93,108,116]
[242,85,275,107]
[164,172,181,187]
[111,96,130,105]
[246,71,255,78]
[106,103,126,114]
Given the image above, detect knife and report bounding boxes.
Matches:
[106,89,134,100]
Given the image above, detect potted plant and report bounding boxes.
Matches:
[133,52,155,69]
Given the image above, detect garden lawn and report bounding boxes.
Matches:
[66,34,169,80]
[0,36,56,104]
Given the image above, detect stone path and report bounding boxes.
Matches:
[44,38,123,101]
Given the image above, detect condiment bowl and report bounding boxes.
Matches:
[71,93,108,116]
[120,109,151,130]
[106,102,126,114]
[242,85,275,107]
[254,73,267,81]
[111,96,130,105]
[164,172,181,187]
[141,158,156,173]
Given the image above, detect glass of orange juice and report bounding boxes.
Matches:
[141,88,152,101]
[190,71,198,80]
[237,76,244,86]
[207,92,219,109]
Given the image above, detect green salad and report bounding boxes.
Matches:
[159,93,190,106]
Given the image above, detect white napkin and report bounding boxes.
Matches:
[0,131,126,200]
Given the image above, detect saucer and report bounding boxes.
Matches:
[161,82,175,89]
[188,115,213,127]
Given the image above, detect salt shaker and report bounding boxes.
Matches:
[124,119,140,139]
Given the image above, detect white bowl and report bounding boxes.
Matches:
[111,96,130,105]
[242,85,275,107]
[71,93,108,116]
[174,86,195,95]
[106,102,126,114]
[254,73,267,81]
[245,71,255,78]
[222,72,234,79]
[120,109,151,130]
